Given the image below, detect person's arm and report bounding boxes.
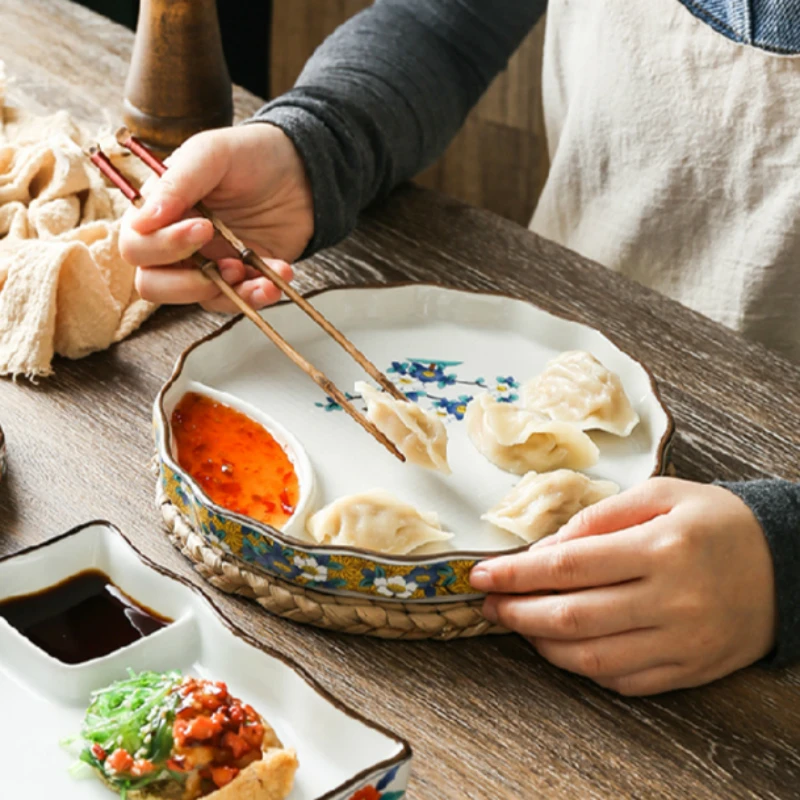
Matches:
[119,1,544,310]
[718,480,800,667]
[249,0,546,256]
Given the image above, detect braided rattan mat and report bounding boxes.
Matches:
[158,490,508,640]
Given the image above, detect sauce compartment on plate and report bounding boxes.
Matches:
[161,381,316,541]
[171,391,300,530]
[0,523,198,704]
[0,569,172,664]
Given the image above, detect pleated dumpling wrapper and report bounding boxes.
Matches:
[523,351,640,437]
[465,392,599,475]
[356,380,450,473]
[306,489,454,555]
[483,469,619,543]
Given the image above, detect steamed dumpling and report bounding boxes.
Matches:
[482,469,619,543]
[522,351,639,436]
[465,393,599,475]
[356,381,450,474]
[305,489,454,555]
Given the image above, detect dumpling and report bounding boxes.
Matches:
[522,351,640,436]
[482,469,619,543]
[356,381,450,473]
[305,489,454,555]
[465,392,599,475]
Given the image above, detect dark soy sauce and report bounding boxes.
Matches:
[0,569,172,663]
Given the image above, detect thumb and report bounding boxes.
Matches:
[550,477,678,545]
[130,130,230,234]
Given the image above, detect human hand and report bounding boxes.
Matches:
[470,478,776,695]
[119,123,314,312]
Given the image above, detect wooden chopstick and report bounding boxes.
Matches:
[115,126,408,403]
[87,145,406,463]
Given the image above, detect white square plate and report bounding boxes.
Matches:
[0,522,411,799]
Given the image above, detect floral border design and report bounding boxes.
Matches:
[346,765,406,800]
[315,358,519,421]
[159,462,481,601]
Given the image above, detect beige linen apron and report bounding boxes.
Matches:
[531,0,800,362]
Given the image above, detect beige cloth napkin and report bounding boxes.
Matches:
[0,63,156,378]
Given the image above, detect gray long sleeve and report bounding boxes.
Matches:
[719,481,800,668]
[249,0,545,255]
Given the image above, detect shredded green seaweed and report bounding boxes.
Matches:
[74,669,184,797]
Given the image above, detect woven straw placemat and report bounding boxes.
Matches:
[158,489,508,640]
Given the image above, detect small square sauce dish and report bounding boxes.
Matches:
[0,522,411,799]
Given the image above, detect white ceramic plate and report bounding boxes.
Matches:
[154,284,673,602]
[0,522,411,799]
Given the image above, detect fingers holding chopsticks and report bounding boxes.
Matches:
[200,257,294,313]
[93,137,404,461]
[119,208,215,266]
[132,249,294,312]
[116,138,296,312]
[128,130,231,235]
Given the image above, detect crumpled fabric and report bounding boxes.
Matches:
[0,61,156,378]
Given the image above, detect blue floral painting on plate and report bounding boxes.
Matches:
[315,358,519,419]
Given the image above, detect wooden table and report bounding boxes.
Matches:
[2,2,799,798]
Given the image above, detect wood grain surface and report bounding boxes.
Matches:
[1,2,799,799]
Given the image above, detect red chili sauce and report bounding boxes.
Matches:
[171,392,299,529]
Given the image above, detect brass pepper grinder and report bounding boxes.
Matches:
[123,0,233,154]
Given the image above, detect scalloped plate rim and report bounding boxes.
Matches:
[154,282,675,567]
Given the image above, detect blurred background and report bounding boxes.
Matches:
[78,1,547,225]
